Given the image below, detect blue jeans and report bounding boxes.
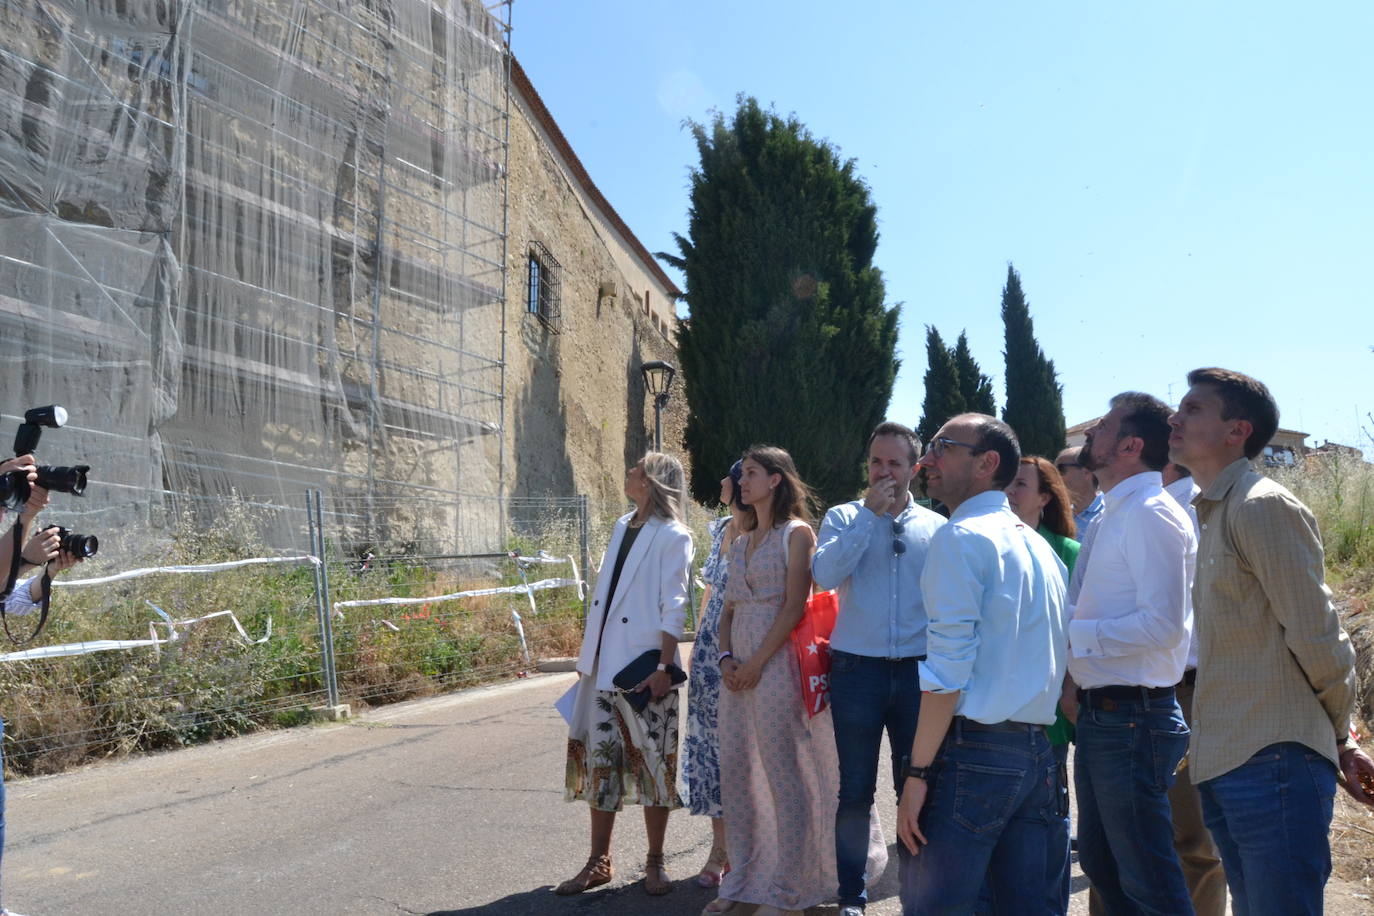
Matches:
[1196,742,1336,916]
[830,650,921,908]
[1074,689,1193,916]
[900,718,1059,916]
[1047,741,1071,914]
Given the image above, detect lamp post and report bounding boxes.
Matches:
[640,360,676,452]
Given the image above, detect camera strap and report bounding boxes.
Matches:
[0,517,21,601]
[0,520,53,645]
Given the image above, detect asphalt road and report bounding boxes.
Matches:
[3,671,1101,915]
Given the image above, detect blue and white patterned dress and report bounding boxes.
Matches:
[684,516,730,817]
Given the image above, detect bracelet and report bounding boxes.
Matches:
[717,650,733,664]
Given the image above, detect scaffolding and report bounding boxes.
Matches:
[0,0,512,558]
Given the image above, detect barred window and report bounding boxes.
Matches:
[527,242,561,330]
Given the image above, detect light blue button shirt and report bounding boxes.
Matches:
[1073,491,1105,538]
[812,497,945,658]
[918,489,1069,726]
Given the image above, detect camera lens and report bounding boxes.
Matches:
[35,465,89,496]
[58,530,98,558]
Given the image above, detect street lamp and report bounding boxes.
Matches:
[640,360,676,452]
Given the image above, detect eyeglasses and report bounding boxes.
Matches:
[1056,462,1079,473]
[892,519,906,556]
[928,436,987,459]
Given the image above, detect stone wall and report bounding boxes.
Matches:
[503,85,689,527]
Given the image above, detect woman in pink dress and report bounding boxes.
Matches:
[705,445,837,916]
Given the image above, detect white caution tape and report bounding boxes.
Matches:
[332,577,582,612]
[0,604,273,662]
[51,555,320,588]
[337,575,585,671]
[0,638,164,661]
[510,552,584,600]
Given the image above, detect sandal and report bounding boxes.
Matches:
[701,898,737,914]
[695,843,730,888]
[644,852,672,895]
[554,853,613,895]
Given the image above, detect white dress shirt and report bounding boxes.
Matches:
[1068,471,1195,689]
[1164,475,1202,671]
[918,490,1068,726]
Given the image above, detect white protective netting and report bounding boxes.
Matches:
[0,0,510,560]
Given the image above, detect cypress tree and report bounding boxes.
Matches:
[916,326,965,446]
[662,97,899,506]
[951,331,996,416]
[1000,264,1067,458]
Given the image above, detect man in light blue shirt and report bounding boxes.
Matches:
[895,413,1068,916]
[1057,445,1104,538]
[813,421,944,916]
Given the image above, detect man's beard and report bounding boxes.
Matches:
[1080,433,1108,472]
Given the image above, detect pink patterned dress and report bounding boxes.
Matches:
[718,523,841,910]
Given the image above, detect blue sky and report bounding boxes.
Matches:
[512,1,1373,450]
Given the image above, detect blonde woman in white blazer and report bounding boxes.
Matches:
[556,452,695,899]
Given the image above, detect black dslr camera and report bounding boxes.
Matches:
[51,525,99,559]
[0,405,91,509]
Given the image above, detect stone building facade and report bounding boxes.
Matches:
[504,58,688,524]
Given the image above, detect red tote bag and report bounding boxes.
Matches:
[791,589,839,718]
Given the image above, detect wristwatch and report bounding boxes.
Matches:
[903,761,936,781]
[655,663,667,673]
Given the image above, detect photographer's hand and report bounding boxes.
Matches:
[49,548,82,574]
[19,484,49,523]
[21,524,60,568]
[0,455,37,483]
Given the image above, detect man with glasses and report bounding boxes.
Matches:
[1065,392,1195,915]
[813,421,944,916]
[895,414,1067,914]
[1055,446,1103,537]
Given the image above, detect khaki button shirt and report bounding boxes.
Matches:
[1190,457,1356,784]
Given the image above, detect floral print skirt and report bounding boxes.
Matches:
[564,668,683,812]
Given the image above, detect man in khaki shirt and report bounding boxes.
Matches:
[1169,367,1374,916]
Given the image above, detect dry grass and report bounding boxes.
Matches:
[1,497,589,777]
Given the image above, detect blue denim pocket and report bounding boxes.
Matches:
[951,762,1025,834]
[1148,727,1190,790]
[1301,749,1338,801]
[1085,704,1138,732]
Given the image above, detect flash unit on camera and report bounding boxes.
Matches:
[23,406,67,428]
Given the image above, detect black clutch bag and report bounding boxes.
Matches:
[613,649,686,713]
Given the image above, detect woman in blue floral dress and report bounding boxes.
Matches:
[684,461,748,888]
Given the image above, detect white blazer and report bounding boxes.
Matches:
[577,512,694,691]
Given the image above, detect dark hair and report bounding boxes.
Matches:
[1022,456,1075,538]
[1186,367,1280,460]
[953,413,1020,488]
[1109,391,1172,471]
[868,421,920,464]
[726,459,744,507]
[740,444,815,527]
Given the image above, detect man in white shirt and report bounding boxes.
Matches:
[895,413,1068,915]
[1064,392,1196,915]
